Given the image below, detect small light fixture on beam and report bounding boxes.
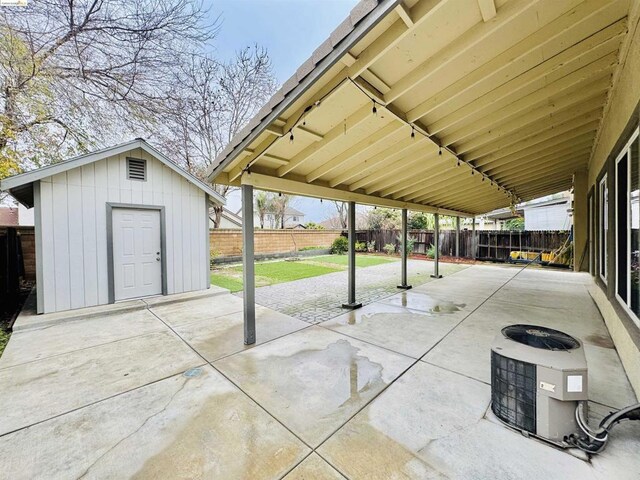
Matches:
[372,101,377,116]
[289,131,294,143]
[411,125,415,139]
[439,146,442,156]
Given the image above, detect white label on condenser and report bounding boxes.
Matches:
[567,375,583,393]
[540,381,555,393]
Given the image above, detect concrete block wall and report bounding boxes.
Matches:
[210,229,344,257]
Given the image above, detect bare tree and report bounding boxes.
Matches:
[0,0,216,175]
[334,201,348,229]
[255,190,271,229]
[271,194,290,229]
[160,46,277,227]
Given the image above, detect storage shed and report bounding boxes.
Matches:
[1,139,224,314]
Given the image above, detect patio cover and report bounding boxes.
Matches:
[207,0,632,217]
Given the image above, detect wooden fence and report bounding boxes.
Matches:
[0,227,24,313]
[211,229,344,257]
[355,229,570,262]
[209,227,570,263]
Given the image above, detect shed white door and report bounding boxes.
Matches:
[112,208,162,301]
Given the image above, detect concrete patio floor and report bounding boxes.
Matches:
[0,265,638,479]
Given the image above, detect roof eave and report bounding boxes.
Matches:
[206,0,401,183]
[1,139,226,206]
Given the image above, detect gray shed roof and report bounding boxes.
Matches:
[1,139,226,208]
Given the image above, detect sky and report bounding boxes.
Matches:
[205,0,360,222]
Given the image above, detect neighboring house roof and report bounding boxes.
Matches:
[485,192,570,220]
[206,0,387,179]
[0,207,18,226]
[211,207,243,228]
[285,207,305,217]
[1,138,226,208]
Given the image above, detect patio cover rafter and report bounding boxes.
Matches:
[208,0,633,216]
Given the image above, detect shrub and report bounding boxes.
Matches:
[304,222,325,230]
[367,241,376,253]
[355,241,367,252]
[426,243,437,259]
[409,212,434,230]
[299,245,324,251]
[331,236,349,254]
[383,243,396,255]
[395,234,417,254]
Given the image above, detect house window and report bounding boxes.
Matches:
[615,127,640,325]
[599,174,608,283]
[292,216,298,222]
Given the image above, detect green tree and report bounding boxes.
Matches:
[408,212,434,230]
[304,222,325,230]
[366,208,401,230]
[0,0,214,176]
[504,217,525,231]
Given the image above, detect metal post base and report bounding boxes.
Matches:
[430,274,442,279]
[341,302,363,310]
[397,284,413,290]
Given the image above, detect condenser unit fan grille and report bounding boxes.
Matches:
[502,324,579,351]
[491,350,537,434]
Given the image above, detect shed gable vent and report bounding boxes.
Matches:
[127,158,146,181]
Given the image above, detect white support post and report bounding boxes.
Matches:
[431,213,442,278]
[398,208,412,290]
[241,184,256,345]
[342,201,362,309]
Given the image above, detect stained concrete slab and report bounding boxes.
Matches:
[584,343,638,409]
[0,330,203,435]
[142,284,229,306]
[423,297,627,390]
[320,363,601,480]
[0,309,165,368]
[214,326,414,447]
[0,366,310,479]
[170,305,310,362]
[321,300,461,358]
[0,264,638,479]
[410,265,516,299]
[377,290,486,315]
[150,293,246,328]
[283,453,345,480]
[491,280,601,315]
[12,293,146,332]
[589,401,640,480]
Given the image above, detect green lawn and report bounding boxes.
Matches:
[0,328,9,359]
[309,254,396,267]
[236,261,341,282]
[210,254,396,292]
[209,275,244,293]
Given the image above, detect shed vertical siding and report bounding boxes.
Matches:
[38,147,208,313]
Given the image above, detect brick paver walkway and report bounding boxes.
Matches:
[236,259,469,324]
